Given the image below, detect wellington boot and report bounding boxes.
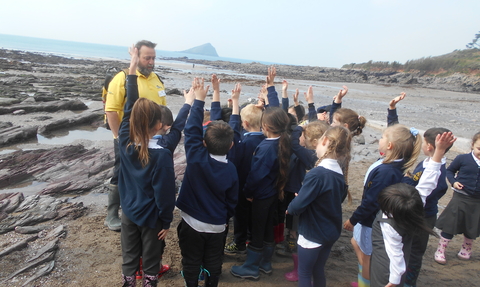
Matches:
[259,241,275,274]
[122,274,136,287]
[104,184,121,231]
[434,236,451,265]
[457,236,473,260]
[284,253,298,282]
[230,246,263,280]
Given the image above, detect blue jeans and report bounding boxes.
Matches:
[297,243,332,287]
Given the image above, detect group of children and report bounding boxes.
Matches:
[117,47,480,287]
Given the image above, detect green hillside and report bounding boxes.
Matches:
[342,49,480,76]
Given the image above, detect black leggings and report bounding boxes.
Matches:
[250,195,277,249]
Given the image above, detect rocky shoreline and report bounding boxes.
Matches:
[164,57,480,94]
[1,49,479,286]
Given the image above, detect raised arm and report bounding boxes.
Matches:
[210,74,222,121]
[281,80,289,112]
[184,78,210,158]
[416,132,456,205]
[266,66,280,107]
[304,86,317,122]
[387,92,406,127]
[330,85,348,123]
[119,46,140,139]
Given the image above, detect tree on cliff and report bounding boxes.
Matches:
[466,31,480,49]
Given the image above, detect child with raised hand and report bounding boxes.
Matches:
[385,92,454,286]
[287,126,352,287]
[370,132,456,287]
[387,92,406,127]
[230,105,291,280]
[224,83,266,254]
[118,46,176,287]
[344,124,423,287]
[434,131,480,265]
[328,85,367,137]
[176,77,238,287]
[282,119,330,282]
[282,79,305,123]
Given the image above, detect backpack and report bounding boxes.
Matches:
[101,67,164,130]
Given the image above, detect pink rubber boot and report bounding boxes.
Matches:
[457,236,473,260]
[284,253,298,282]
[434,236,451,264]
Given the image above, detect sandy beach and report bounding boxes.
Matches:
[0,49,479,286]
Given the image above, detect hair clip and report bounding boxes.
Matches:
[410,127,419,137]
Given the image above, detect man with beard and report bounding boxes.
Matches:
[104,40,167,232]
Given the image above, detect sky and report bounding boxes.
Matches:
[1,0,479,68]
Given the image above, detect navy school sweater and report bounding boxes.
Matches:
[118,75,176,229]
[287,163,347,245]
[349,160,405,228]
[243,138,280,200]
[447,153,480,198]
[175,99,239,225]
[229,115,265,193]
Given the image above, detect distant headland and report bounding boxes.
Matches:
[180,43,219,57]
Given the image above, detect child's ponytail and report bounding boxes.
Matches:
[261,107,291,200]
[129,98,163,167]
[333,108,367,136]
[317,126,352,202]
[383,125,422,174]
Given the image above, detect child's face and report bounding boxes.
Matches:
[379,132,390,156]
[472,139,480,160]
[421,138,431,156]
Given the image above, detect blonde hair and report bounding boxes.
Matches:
[303,121,330,148]
[240,104,263,130]
[316,126,353,202]
[334,108,367,136]
[382,124,422,174]
[129,98,162,167]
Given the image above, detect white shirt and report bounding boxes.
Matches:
[380,158,442,284]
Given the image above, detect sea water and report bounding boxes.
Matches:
[0,33,273,64]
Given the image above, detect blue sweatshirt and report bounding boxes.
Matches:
[229,114,265,193]
[118,75,176,229]
[288,160,347,245]
[175,99,239,225]
[243,138,280,200]
[447,153,480,198]
[349,160,405,228]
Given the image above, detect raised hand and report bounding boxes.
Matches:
[211,74,221,91]
[293,88,300,105]
[389,92,406,110]
[304,86,314,104]
[282,79,288,92]
[334,85,348,103]
[231,83,242,101]
[192,77,210,101]
[266,66,276,87]
[128,45,139,75]
[183,87,195,105]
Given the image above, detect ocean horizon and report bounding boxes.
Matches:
[0,33,277,65]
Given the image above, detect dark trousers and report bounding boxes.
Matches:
[121,214,165,276]
[284,192,296,229]
[250,195,277,249]
[405,215,436,286]
[297,244,333,287]
[110,138,120,185]
[233,194,252,247]
[177,219,225,281]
